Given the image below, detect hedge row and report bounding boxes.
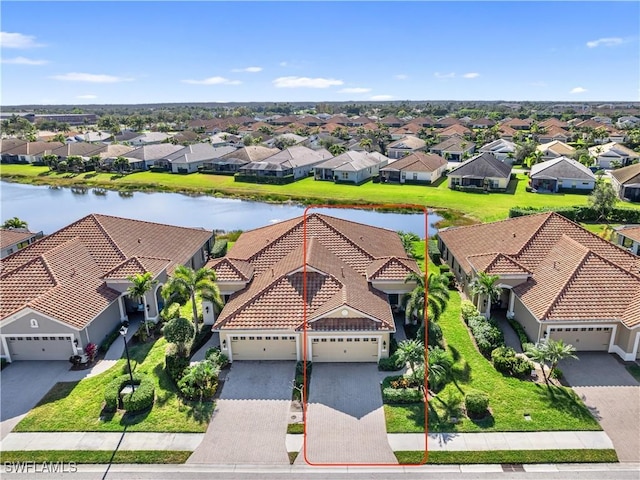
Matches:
[383,387,423,404]
[509,205,640,223]
[211,239,228,258]
[233,173,296,185]
[428,239,441,264]
[507,317,530,350]
[378,351,404,371]
[104,374,155,413]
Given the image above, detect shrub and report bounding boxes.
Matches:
[160,303,181,323]
[178,360,220,401]
[512,356,535,378]
[389,336,398,355]
[165,343,189,382]
[84,343,97,362]
[163,317,195,356]
[428,239,441,264]
[460,301,479,323]
[211,239,228,258]
[507,317,531,349]
[99,325,122,353]
[382,387,423,404]
[378,352,404,371]
[468,315,504,356]
[205,347,229,369]
[551,368,563,380]
[441,271,456,290]
[295,360,312,376]
[465,391,489,418]
[134,321,156,343]
[104,373,154,413]
[439,264,450,273]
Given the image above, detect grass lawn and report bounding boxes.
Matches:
[5,164,637,223]
[385,290,601,433]
[626,364,640,382]
[394,449,618,465]
[15,338,214,433]
[0,450,191,464]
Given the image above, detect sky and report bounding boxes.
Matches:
[1,1,638,105]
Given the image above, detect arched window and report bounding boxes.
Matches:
[30,319,39,328]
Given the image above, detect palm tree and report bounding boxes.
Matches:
[162,266,222,335]
[112,156,130,174]
[525,339,577,385]
[403,272,450,325]
[427,345,453,393]
[359,137,373,152]
[470,272,501,318]
[328,143,346,156]
[2,217,28,230]
[126,272,158,336]
[396,338,425,380]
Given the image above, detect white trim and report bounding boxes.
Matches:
[631,331,640,360]
[309,305,381,324]
[307,334,383,362]
[1,335,11,363]
[2,334,76,362]
[288,266,327,276]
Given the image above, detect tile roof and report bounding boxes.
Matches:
[536,140,575,156]
[0,229,37,250]
[49,143,107,157]
[431,136,475,152]
[448,152,512,178]
[212,215,416,331]
[610,163,640,185]
[617,226,640,243]
[380,151,446,173]
[388,136,426,150]
[209,257,254,282]
[1,214,212,328]
[3,141,63,156]
[315,151,383,172]
[467,253,532,276]
[530,156,596,181]
[220,146,280,162]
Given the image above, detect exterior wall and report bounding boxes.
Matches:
[513,296,541,342]
[614,325,633,354]
[0,311,78,337]
[557,178,595,191]
[402,170,432,184]
[85,301,122,350]
[370,280,415,295]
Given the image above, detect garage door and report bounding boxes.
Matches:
[311,337,378,362]
[548,327,613,351]
[230,335,297,360]
[6,335,74,361]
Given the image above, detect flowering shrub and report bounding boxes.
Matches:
[85,343,97,362]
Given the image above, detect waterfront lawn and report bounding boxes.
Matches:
[14,338,213,433]
[3,164,632,223]
[384,292,601,433]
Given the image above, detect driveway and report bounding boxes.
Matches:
[0,361,72,440]
[561,353,640,462]
[300,363,397,464]
[188,361,295,464]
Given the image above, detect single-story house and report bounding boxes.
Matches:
[387,136,426,159]
[529,156,596,193]
[208,214,420,362]
[380,151,447,184]
[536,140,575,160]
[540,118,568,129]
[202,146,280,174]
[0,214,214,362]
[610,163,640,202]
[129,132,172,146]
[49,142,107,161]
[616,225,640,255]
[314,151,387,184]
[478,139,517,163]
[156,143,237,173]
[616,116,640,129]
[0,141,63,164]
[97,144,136,169]
[437,212,640,360]
[0,228,43,259]
[537,126,571,144]
[447,152,512,191]
[123,144,184,170]
[589,142,640,169]
[498,125,517,141]
[469,118,496,129]
[390,123,423,139]
[429,136,475,161]
[438,124,472,139]
[238,146,332,180]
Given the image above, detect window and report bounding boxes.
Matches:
[354,338,360,342]
[240,336,246,340]
[249,336,255,340]
[371,338,377,343]
[321,338,327,342]
[313,338,319,343]
[413,173,418,180]
[26,337,32,341]
[330,338,336,342]
[265,336,271,340]
[346,338,353,342]
[363,338,369,342]
[342,172,349,180]
[256,336,263,340]
[30,319,39,328]
[337,338,344,342]
[232,336,238,340]
[289,336,295,340]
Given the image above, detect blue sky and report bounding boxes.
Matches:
[1,1,638,105]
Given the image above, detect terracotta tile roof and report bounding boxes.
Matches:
[3,141,63,156]
[439,124,472,137]
[1,214,212,328]
[309,318,384,331]
[366,257,421,280]
[467,253,532,276]
[498,125,517,136]
[0,229,37,250]
[618,226,640,243]
[610,163,640,185]
[209,257,254,282]
[381,152,446,173]
[536,140,575,156]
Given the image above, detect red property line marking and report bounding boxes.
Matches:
[301,203,429,467]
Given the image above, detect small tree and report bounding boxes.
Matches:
[396,339,425,381]
[163,317,195,356]
[525,338,577,385]
[470,272,502,318]
[126,272,158,336]
[2,217,28,230]
[589,179,618,223]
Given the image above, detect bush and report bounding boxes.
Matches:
[428,239,441,264]
[460,301,479,323]
[468,315,504,356]
[165,343,190,382]
[178,360,219,401]
[160,303,181,323]
[295,360,312,376]
[211,239,228,258]
[382,387,423,404]
[99,325,122,353]
[509,205,640,224]
[551,368,563,380]
[507,317,531,349]
[163,317,195,356]
[84,343,97,362]
[439,264,450,273]
[465,391,489,418]
[378,352,404,371]
[205,347,229,369]
[134,321,156,343]
[104,373,154,413]
[441,271,456,289]
[234,173,295,185]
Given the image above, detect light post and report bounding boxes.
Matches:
[119,322,135,393]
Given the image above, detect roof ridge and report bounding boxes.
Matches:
[102,256,146,278]
[314,215,375,261]
[90,214,128,264]
[514,212,557,257]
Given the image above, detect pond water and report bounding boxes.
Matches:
[0,181,441,237]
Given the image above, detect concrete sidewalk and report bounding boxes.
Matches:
[2,430,613,453]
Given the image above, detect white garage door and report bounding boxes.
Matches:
[230,335,297,360]
[311,337,379,363]
[548,326,613,351]
[6,335,74,361]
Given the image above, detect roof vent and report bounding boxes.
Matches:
[137,238,142,243]
[513,233,516,238]
[271,268,274,277]
[553,261,560,270]
[341,267,345,278]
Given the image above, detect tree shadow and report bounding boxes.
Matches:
[111,173,126,180]
[38,171,53,177]
[153,363,177,408]
[533,383,600,421]
[469,411,495,428]
[181,398,215,424]
[128,340,156,365]
[84,172,98,179]
[119,405,152,426]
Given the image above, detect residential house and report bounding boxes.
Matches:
[536,140,575,160]
[435,117,461,128]
[129,132,171,146]
[529,156,596,193]
[390,123,423,139]
[616,116,640,129]
[345,116,372,127]
[478,139,517,163]
[410,117,436,128]
[0,214,213,362]
[0,141,63,164]
[49,142,107,161]
[0,229,43,258]
[430,136,475,161]
[380,152,447,184]
[610,163,640,202]
[468,118,495,129]
[438,124,472,139]
[498,125,517,141]
[501,118,532,130]
[538,126,572,144]
[380,116,403,128]
[123,144,183,171]
[75,131,112,143]
[616,225,640,255]
[0,139,28,160]
[437,212,640,360]
[387,136,426,159]
[539,118,569,129]
[155,143,237,173]
[209,214,420,362]
[314,151,387,184]
[202,146,279,174]
[238,146,332,180]
[209,132,242,147]
[589,142,640,169]
[447,152,512,191]
[98,144,136,169]
[266,133,307,149]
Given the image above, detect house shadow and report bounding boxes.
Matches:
[504,177,520,195]
[429,176,447,188]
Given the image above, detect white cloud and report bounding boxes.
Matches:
[434,72,456,79]
[76,94,97,99]
[1,56,48,65]
[273,76,343,88]
[182,76,242,85]
[50,72,133,83]
[0,32,44,48]
[338,87,371,94]
[231,66,262,73]
[370,95,394,101]
[394,74,408,80]
[463,72,480,79]
[570,87,588,94]
[586,37,623,48]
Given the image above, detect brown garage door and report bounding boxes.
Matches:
[311,337,379,362]
[230,335,297,360]
[6,335,74,361]
[548,327,613,351]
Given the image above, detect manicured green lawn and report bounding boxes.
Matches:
[5,164,636,223]
[395,449,618,465]
[627,364,640,382]
[385,291,601,433]
[0,450,191,464]
[14,338,214,433]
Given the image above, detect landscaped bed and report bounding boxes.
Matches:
[14,338,214,433]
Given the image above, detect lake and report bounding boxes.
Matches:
[0,181,441,237]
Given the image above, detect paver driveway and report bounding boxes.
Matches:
[562,353,640,462]
[0,361,72,440]
[300,363,397,464]
[188,361,295,464]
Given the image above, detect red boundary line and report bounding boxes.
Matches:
[301,203,429,467]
